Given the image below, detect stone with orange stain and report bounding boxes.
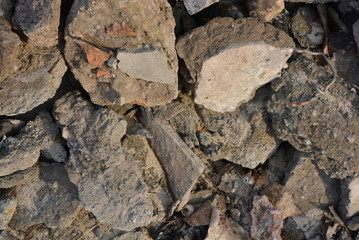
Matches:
[95,69,112,79]
[105,21,136,37]
[129,99,148,106]
[0,198,17,229]
[79,41,111,66]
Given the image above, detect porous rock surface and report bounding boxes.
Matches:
[267,56,359,178]
[0,112,59,177]
[64,0,178,107]
[9,163,81,230]
[176,17,294,113]
[247,0,284,22]
[53,91,153,230]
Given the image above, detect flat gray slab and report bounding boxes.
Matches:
[183,0,219,15]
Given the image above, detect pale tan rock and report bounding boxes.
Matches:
[176,17,294,113]
[339,176,359,219]
[65,0,178,107]
[247,0,285,22]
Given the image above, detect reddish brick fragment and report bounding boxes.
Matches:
[79,42,111,66]
[95,69,112,79]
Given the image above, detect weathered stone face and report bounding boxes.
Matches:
[176,17,294,113]
[183,0,220,15]
[64,0,178,107]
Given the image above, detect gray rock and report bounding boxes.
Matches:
[176,17,294,113]
[42,142,67,163]
[284,216,325,240]
[65,0,178,107]
[0,46,67,116]
[267,56,359,178]
[195,91,279,169]
[140,108,204,211]
[353,20,359,52]
[290,7,324,48]
[12,0,61,47]
[53,91,153,231]
[338,176,359,219]
[0,164,40,188]
[0,112,59,177]
[0,198,17,230]
[116,48,176,84]
[0,0,13,20]
[247,0,284,22]
[284,152,339,218]
[0,120,25,137]
[9,163,81,230]
[183,0,219,15]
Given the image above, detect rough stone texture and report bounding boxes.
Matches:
[42,142,67,163]
[176,17,294,113]
[195,91,279,168]
[206,217,249,240]
[183,0,220,15]
[338,176,359,219]
[0,198,17,230]
[116,49,176,84]
[0,119,25,137]
[12,0,61,47]
[65,0,178,107]
[0,19,21,83]
[247,0,284,22]
[353,19,359,52]
[0,164,40,189]
[250,195,283,240]
[0,112,59,177]
[0,46,67,116]
[267,56,359,178]
[9,163,81,230]
[283,216,325,240]
[114,231,150,240]
[260,183,301,219]
[290,7,324,48]
[140,108,204,211]
[284,152,339,218]
[53,92,153,230]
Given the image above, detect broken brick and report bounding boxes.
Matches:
[105,21,136,37]
[79,41,111,66]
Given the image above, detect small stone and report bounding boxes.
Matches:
[284,152,339,217]
[348,215,359,231]
[229,208,241,222]
[284,216,325,240]
[79,41,112,67]
[206,217,249,240]
[0,112,59,177]
[53,92,153,231]
[176,17,294,113]
[0,120,25,137]
[12,0,61,47]
[42,142,67,163]
[184,200,213,226]
[247,0,285,22]
[0,164,40,188]
[183,0,220,15]
[250,195,283,240]
[260,183,302,219]
[107,56,118,69]
[290,7,324,48]
[116,48,176,84]
[140,108,204,211]
[8,163,81,230]
[0,198,17,230]
[353,20,359,52]
[338,176,359,219]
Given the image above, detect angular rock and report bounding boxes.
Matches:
[65,0,178,107]
[0,119,25,137]
[247,0,284,22]
[0,112,59,177]
[267,56,359,178]
[0,46,67,116]
[290,7,325,48]
[53,92,153,230]
[0,198,17,230]
[260,183,301,219]
[0,164,39,189]
[283,216,325,240]
[176,17,294,113]
[338,176,359,219]
[12,0,61,47]
[348,215,359,231]
[184,200,213,226]
[9,163,81,230]
[284,152,339,218]
[140,108,204,211]
[206,217,249,240]
[183,0,220,15]
[195,91,279,168]
[250,195,283,240]
[42,142,67,163]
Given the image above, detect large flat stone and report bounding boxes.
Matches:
[176,17,294,113]
[140,109,205,211]
[65,0,178,106]
[53,92,153,231]
[9,163,81,230]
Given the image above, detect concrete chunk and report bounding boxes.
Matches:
[183,0,219,15]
